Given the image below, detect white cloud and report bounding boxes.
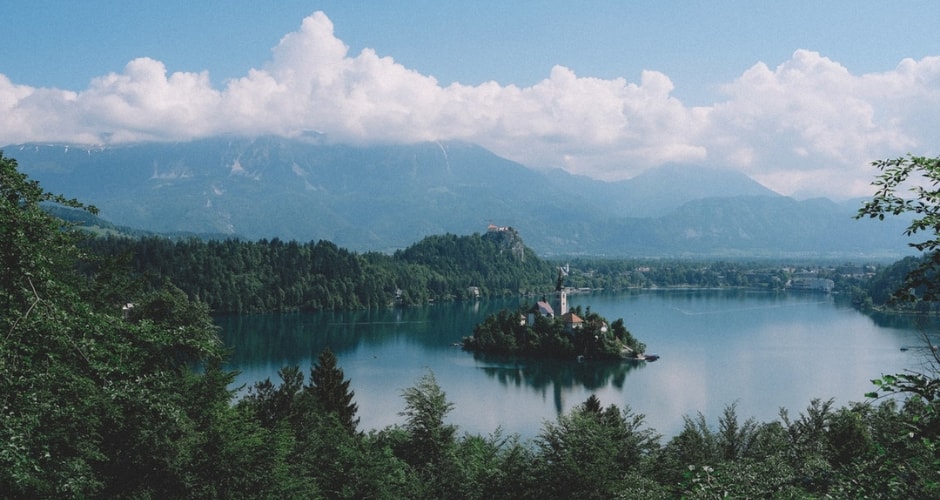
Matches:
[458,66,708,179]
[79,58,221,141]
[216,12,445,142]
[0,12,937,200]
[705,50,938,197]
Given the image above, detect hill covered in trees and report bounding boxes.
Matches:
[81,226,879,316]
[81,227,557,313]
[850,254,940,316]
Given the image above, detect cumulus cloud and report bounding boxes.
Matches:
[705,50,937,196]
[1,11,937,199]
[80,58,222,141]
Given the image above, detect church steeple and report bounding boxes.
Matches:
[556,264,568,315]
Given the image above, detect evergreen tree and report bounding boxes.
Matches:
[306,347,359,433]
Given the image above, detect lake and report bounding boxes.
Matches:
[216,289,937,440]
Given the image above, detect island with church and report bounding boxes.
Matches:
[462,267,654,361]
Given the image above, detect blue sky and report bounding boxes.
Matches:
[3,1,939,198]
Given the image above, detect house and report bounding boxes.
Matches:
[560,311,584,333]
[527,301,555,326]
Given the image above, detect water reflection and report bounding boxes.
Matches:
[472,354,647,414]
[868,310,939,331]
[217,297,521,364]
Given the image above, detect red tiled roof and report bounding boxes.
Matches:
[560,312,583,323]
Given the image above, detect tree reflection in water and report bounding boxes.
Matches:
[473,352,647,414]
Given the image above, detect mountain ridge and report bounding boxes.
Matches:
[6,136,913,258]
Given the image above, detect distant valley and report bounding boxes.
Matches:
[6,136,913,258]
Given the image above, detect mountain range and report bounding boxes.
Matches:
[5,136,913,258]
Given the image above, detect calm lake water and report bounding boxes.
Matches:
[216,289,937,440]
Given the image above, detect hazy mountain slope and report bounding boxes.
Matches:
[592,195,914,258]
[544,162,781,217]
[10,138,609,250]
[7,137,913,257]
[615,164,781,216]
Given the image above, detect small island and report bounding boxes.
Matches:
[463,268,651,361]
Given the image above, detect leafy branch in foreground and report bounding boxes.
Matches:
[856,154,940,493]
[857,155,940,303]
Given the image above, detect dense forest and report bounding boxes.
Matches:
[78,229,874,316]
[4,150,940,498]
[80,228,557,313]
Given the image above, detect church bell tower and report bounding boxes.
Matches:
[555,265,568,315]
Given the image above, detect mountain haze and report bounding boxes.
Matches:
[613,164,780,217]
[7,137,912,257]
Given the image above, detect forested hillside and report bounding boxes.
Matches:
[81,228,557,313]
[851,256,926,310]
[82,229,874,315]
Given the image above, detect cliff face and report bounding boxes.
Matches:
[482,226,527,261]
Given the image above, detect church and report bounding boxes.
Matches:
[525,266,583,332]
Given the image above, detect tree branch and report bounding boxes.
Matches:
[5,277,41,340]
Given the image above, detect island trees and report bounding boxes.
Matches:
[463,304,646,360]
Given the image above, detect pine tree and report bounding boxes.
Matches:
[307,348,359,432]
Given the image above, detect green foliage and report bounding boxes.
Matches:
[307,347,359,433]
[654,402,761,491]
[854,153,940,495]
[858,155,940,251]
[1,151,236,497]
[670,398,935,498]
[81,229,854,316]
[398,371,457,467]
[0,152,96,308]
[532,395,661,499]
[464,304,644,359]
[857,155,940,301]
[562,257,795,290]
[81,230,558,313]
[855,255,931,309]
[448,430,538,500]
[395,229,554,297]
[240,365,306,431]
